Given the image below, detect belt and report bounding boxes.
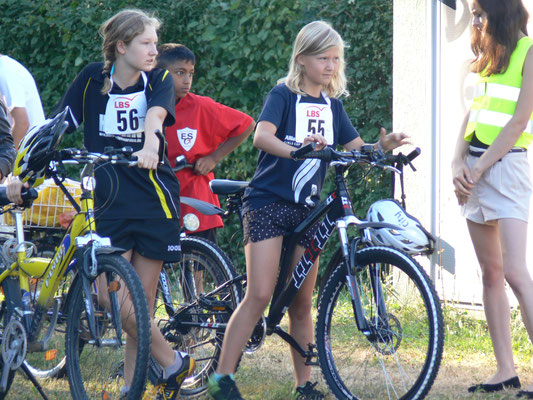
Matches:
[469,147,527,159]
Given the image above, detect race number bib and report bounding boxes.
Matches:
[294,93,334,145]
[99,72,148,136]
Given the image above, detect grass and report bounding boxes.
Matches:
[6,303,533,399]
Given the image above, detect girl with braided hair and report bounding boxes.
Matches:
[51,9,194,400]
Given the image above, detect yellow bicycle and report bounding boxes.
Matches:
[0,108,151,400]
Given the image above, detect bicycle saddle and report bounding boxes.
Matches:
[209,179,249,195]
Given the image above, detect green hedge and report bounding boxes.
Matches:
[0,0,393,272]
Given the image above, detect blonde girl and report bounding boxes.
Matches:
[207,20,407,400]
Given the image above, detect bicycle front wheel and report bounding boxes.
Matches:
[316,246,443,400]
[65,253,151,400]
[23,269,75,379]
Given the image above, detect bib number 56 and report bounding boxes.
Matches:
[117,109,139,132]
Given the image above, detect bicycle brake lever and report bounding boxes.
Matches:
[382,164,402,174]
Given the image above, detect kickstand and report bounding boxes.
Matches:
[19,362,49,400]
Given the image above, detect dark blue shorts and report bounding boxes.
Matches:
[242,201,319,248]
[96,218,182,262]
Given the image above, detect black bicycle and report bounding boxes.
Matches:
[157,144,444,399]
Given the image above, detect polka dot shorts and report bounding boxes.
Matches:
[242,201,320,247]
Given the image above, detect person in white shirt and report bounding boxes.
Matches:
[0,55,45,148]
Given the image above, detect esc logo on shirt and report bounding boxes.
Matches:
[177,127,197,152]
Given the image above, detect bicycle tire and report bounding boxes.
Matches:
[153,236,242,397]
[65,253,151,400]
[316,246,444,400]
[0,282,16,400]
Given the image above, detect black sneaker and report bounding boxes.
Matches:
[155,354,196,400]
[295,381,325,400]
[207,374,244,399]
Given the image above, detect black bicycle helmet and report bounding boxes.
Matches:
[13,107,69,185]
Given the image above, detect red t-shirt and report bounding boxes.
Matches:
[166,92,253,232]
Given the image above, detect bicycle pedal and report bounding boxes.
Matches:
[198,296,230,311]
[27,340,46,353]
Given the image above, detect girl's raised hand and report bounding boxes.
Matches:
[303,133,328,151]
[379,127,409,152]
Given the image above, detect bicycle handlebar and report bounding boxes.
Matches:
[57,147,140,167]
[290,144,421,172]
[172,155,194,172]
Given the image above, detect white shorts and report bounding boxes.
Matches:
[462,148,531,224]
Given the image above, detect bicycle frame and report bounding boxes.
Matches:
[266,165,392,351]
[198,163,403,360]
[0,166,114,344]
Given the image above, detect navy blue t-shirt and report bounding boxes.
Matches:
[243,84,359,213]
[54,62,180,220]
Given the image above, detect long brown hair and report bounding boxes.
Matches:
[471,0,529,76]
[98,9,161,94]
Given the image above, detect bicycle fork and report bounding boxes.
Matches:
[337,222,388,338]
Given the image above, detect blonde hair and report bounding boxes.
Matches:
[99,9,161,94]
[281,21,347,98]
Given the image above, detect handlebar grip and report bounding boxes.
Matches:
[21,188,39,206]
[0,186,39,208]
[290,142,316,159]
[154,129,166,162]
[406,147,421,163]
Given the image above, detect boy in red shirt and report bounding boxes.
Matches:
[156,44,255,243]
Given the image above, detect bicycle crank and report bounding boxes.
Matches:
[245,315,266,354]
[1,319,27,390]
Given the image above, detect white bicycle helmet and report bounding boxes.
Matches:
[366,199,435,255]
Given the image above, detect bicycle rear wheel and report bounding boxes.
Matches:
[316,246,443,400]
[154,236,241,397]
[65,254,151,400]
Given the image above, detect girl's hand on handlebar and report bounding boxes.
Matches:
[6,176,29,205]
[303,134,327,151]
[378,128,410,152]
[132,146,159,170]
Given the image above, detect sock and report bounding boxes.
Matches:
[163,351,185,380]
[212,372,235,383]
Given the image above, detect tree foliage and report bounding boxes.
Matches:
[0,0,393,271]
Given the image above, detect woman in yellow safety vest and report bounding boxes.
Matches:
[452,0,533,397]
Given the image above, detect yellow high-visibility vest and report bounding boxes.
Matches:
[465,36,533,149]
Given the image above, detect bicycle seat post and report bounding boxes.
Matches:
[13,210,26,252]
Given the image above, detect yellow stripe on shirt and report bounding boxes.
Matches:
[82,77,92,123]
[149,170,172,218]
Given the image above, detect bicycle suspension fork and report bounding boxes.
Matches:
[340,224,388,337]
